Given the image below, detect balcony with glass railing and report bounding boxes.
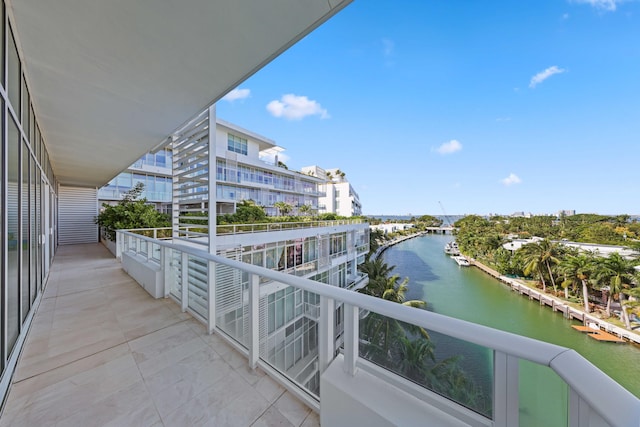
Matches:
[112,229,640,427]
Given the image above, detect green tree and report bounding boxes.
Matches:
[273,201,293,216]
[594,253,636,326]
[558,254,595,313]
[95,183,170,241]
[299,204,312,216]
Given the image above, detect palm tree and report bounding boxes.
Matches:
[273,201,292,216]
[359,258,396,298]
[519,241,548,291]
[594,253,636,326]
[539,239,561,292]
[299,204,311,216]
[558,254,594,313]
[382,275,425,308]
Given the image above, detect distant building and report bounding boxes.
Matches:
[370,223,415,234]
[301,166,362,217]
[558,210,576,217]
[98,147,173,213]
[511,211,533,218]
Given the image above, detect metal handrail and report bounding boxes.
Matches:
[116,229,640,427]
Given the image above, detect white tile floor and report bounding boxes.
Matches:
[0,244,319,427]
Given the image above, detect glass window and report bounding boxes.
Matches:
[22,140,31,321]
[22,76,29,129]
[0,3,4,88]
[8,26,21,117]
[31,156,38,304]
[7,116,20,354]
[227,134,248,155]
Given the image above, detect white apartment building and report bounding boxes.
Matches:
[301,165,362,217]
[214,120,323,216]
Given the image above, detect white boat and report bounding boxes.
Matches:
[452,255,470,267]
[444,241,460,255]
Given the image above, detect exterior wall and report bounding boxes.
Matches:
[1,0,59,404]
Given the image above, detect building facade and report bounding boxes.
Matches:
[301,166,362,217]
[98,147,173,213]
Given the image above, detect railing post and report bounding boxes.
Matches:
[494,351,519,427]
[343,303,358,376]
[136,236,141,255]
[569,387,589,427]
[207,260,216,334]
[161,247,170,297]
[181,252,188,312]
[318,296,335,374]
[249,273,259,369]
[115,231,122,260]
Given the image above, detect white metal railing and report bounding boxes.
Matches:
[115,229,640,427]
[216,219,364,235]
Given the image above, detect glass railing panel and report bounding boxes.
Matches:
[519,360,568,427]
[359,315,493,418]
[261,287,320,397]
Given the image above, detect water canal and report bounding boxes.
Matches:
[381,234,639,424]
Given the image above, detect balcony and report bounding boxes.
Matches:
[2,232,639,426]
[0,244,318,426]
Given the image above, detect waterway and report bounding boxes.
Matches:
[381,234,640,424]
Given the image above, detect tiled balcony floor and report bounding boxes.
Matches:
[0,243,318,427]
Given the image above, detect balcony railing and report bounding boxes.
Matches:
[216,219,364,235]
[115,229,640,427]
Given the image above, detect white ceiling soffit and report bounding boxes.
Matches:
[8,0,351,187]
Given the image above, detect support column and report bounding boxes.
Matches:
[342,303,359,376]
[318,296,335,374]
[493,351,519,427]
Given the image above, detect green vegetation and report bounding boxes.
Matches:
[358,249,488,415]
[454,214,640,329]
[95,183,170,241]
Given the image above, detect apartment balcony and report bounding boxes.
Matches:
[2,232,639,426]
[0,244,318,426]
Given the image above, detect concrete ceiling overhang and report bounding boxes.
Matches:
[7,0,351,187]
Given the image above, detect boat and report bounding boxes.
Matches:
[444,241,460,256]
[452,255,470,267]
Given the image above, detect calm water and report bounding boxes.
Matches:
[382,234,639,422]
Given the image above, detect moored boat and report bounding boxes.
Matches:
[452,255,470,267]
[444,241,460,255]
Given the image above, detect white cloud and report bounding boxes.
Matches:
[222,88,251,102]
[529,66,566,88]
[266,94,329,120]
[501,173,522,186]
[435,140,463,155]
[571,0,621,11]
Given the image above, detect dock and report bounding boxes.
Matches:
[571,324,626,343]
[468,258,640,345]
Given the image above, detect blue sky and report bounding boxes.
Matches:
[217,0,640,217]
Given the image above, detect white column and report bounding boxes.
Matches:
[318,296,335,374]
[493,351,519,427]
[342,303,358,376]
[207,105,217,335]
